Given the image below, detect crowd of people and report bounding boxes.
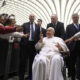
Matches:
[0,13,80,80]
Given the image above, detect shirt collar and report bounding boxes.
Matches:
[73,23,79,28]
[30,22,35,24]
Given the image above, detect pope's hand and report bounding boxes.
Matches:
[39,32,43,43]
[56,43,63,52]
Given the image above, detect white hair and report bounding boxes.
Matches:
[47,27,55,32]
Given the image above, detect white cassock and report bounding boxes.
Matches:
[32,36,69,80]
[0,32,24,40]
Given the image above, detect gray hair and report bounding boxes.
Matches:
[72,13,79,18]
[47,27,55,32]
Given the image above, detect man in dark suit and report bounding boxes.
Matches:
[66,13,80,80]
[37,19,46,37]
[19,14,40,80]
[47,14,65,40]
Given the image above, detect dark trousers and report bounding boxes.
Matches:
[67,50,77,80]
[0,39,8,77]
[18,41,36,80]
[76,55,80,79]
[67,51,80,80]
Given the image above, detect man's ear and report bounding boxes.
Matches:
[53,31,55,35]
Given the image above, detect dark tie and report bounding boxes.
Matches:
[31,23,34,40]
[53,24,56,30]
[76,24,80,31]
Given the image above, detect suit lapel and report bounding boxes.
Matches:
[79,24,80,31]
[72,23,78,31]
[28,22,30,32]
[34,24,37,35]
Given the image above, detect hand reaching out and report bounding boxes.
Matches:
[65,37,74,43]
[23,33,30,38]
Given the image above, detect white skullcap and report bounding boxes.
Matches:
[9,16,15,19]
[47,27,55,32]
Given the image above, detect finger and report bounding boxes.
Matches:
[57,42,60,46]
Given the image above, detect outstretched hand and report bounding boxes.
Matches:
[23,33,30,38]
[65,37,74,43]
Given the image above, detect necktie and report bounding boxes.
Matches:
[31,23,34,40]
[76,24,80,31]
[53,24,56,30]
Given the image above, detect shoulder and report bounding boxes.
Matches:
[22,22,30,27]
[42,27,46,30]
[47,23,53,28]
[57,21,64,26]
[43,37,47,41]
[57,21,63,24]
[47,23,52,26]
[66,24,73,29]
[35,23,38,27]
[54,36,64,41]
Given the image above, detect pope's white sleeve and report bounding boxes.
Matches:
[35,41,44,50]
[59,38,69,52]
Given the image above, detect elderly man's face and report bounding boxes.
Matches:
[29,14,35,23]
[46,29,54,38]
[51,15,57,24]
[72,14,79,24]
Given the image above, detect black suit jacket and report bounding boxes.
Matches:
[66,23,80,51]
[20,22,40,45]
[47,21,65,40]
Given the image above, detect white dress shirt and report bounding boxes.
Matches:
[29,22,35,41]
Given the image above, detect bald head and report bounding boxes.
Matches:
[29,14,35,23]
[51,14,58,24]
